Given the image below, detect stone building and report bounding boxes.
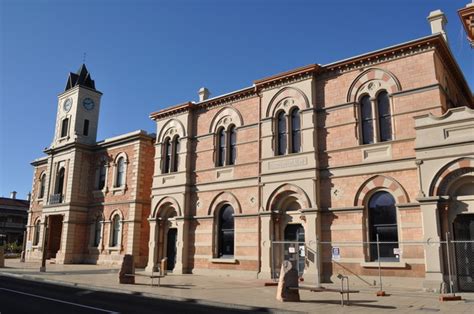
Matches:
[26,65,154,266]
[0,192,29,245]
[26,8,473,291]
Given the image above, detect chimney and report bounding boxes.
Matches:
[198,87,210,102]
[427,9,448,43]
[10,191,17,199]
[27,192,31,202]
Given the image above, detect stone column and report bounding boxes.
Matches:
[302,210,320,285]
[418,197,445,291]
[259,212,273,279]
[145,218,159,272]
[173,217,188,274]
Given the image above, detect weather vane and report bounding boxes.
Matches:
[82,52,87,64]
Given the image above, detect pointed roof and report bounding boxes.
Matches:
[64,64,96,91]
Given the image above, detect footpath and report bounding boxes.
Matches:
[1,258,473,313]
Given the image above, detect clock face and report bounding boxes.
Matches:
[82,98,95,111]
[63,98,73,112]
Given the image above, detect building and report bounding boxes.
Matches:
[26,7,474,291]
[26,65,155,266]
[0,192,29,245]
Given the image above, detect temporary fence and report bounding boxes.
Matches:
[270,234,474,293]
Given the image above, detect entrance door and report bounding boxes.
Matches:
[453,214,474,292]
[47,215,63,259]
[284,224,305,276]
[166,228,177,271]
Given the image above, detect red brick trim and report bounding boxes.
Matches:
[347,68,401,102]
[430,157,474,196]
[266,183,311,211]
[265,86,310,118]
[207,191,242,216]
[355,175,409,206]
[153,196,181,218]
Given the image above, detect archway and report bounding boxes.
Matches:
[435,163,474,291]
[147,197,180,273]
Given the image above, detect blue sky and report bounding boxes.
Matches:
[0,0,472,199]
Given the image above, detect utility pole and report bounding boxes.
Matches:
[40,217,49,272]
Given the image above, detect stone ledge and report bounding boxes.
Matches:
[360,261,407,268]
[209,258,238,264]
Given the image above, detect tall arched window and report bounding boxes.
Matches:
[277,111,287,155]
[172,136,180,172]
[97,162,107,190]
[55,167,65,195]
[162,138,171,173]
[290,108,301,153]
[115,157,125,187]
[360,95,374,144]
[218,205,235,257]
[368,191,399,261]
[39,174,46,199]
[377,91,392,142]
[217,127,226,167]
[110,214,121,247]
[33,220,41,245]
[93,216,102,247]
[228,126,237,165]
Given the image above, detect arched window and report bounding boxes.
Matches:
[93,216,102,247]
[33,220,41,245]
[115,157,125,187]
[360,95,374,144]
[377,91,392,142]
[368,191,399,261]
[163,138,172,173]
[97,162,107,190]
[39,174,46,199]
[217,127,226,167]
[172,136,180,172]
[277,111,287,155]
[61,118,69,137]
[55,167,65,195]
[218,205,235,257]
[110,214,121,247]
[228,126,237,165]
[290,108,301,153]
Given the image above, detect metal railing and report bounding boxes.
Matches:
[48,194,63,204]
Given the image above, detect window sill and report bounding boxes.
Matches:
[111,185,126,195]
[209,257,237,264]
[360,261,407,268]
[107,246,121,252]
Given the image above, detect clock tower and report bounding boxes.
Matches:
[52,64,102,148]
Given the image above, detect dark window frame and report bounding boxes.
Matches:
[367,191,399,262]
[61,118,69,138]
[217,204,235,258]
[290,108,301,153]
[115,157,125,187]
[276,111,287,156]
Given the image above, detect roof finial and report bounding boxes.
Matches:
[82,52,87,64]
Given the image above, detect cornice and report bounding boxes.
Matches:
[149,101,194,121]
[254,64,319,91]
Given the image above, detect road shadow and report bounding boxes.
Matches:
[299,299,396,309]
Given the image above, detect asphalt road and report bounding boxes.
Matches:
[0,275,274,314]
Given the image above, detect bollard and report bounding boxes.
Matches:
[160,257,168,276]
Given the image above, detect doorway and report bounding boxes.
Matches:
[453,214,474,292]
[47,215,63,259]
[166,228,177,271]
[284,224,305,276]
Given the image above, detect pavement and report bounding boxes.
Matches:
[1,258,474,313]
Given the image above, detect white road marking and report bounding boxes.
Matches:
[0,287,119,314]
